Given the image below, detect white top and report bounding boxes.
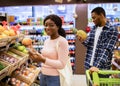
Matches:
[90,26,103,66]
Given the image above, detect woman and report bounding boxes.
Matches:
[29,14,69,86]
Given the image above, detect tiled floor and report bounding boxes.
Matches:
[72,74,87,86]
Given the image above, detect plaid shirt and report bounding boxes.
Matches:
[83,22,118,70]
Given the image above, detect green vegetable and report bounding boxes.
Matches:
[0,62,6,71]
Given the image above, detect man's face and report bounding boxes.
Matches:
[91,12,102,26]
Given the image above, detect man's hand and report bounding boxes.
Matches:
[76,35,85,42]
[89,66,99,73]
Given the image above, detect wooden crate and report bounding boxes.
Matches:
[0,37,9,47]
[9,48,29,67]
[13,66,41,85]
[8,35,19,44]
[9,48,29,57]
[0,53,20,75]
[1,77,29,86]
[0,61,10,80]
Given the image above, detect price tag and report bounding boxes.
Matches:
[55,0,63,3]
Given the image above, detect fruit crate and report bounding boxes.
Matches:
[13,66,41,85]
[0,37,9,47]
[9,48,29,67]
[86,70,120,86]
[18,34,24,42]
[0,61,10,80]
[0,53,20,75]
[10,35,19,40]
[1,77,29,86]
[10,48,29,57]
[8,35,19,44]
[6,50,28,67]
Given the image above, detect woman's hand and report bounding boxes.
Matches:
[28,49,46,63]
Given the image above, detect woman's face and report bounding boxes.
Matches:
[44,19,59,36]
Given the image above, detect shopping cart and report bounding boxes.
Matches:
[86,70,120,86]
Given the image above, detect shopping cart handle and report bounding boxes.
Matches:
[98,70,120,74]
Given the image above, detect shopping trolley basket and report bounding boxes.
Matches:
[86,70,120,86]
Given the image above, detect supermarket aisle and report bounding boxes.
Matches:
[72,74,87,86]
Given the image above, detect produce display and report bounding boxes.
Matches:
[21,37,38,56]
[13,65,41,85]
[8,77,29,86]
[0,62,6,70]
[17,45,28,54]
[0,53,18,64]
[12,42,29,54]
[0,24,19,38]
[0,21,40,85]
[6,51,21,59]
[0,61,10,80]
[15,68,34,78]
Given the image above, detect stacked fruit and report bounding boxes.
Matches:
[12,42,28,54]
[12,37,33,54]
[22,69,34,77]
[0,21,21,38]
[0,25,18,38]
[12,64,40,85]
[21,37,38,56]
[15,67,35,78]
[8,77,29,86]
[0,53,18,64]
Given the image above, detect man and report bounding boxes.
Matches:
[77,7,118,72]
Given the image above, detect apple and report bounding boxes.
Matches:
[13,42,21,48]
[86,26,91,33]
[22,49,28,54]
[17,45,26,51]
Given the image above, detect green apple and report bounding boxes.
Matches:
[22,49,28,54]
[13,42,21,48]
[17,45,26,51]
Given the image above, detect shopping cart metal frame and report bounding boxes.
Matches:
[86,70,120,86]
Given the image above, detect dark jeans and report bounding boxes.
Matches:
[40,73,60,86]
